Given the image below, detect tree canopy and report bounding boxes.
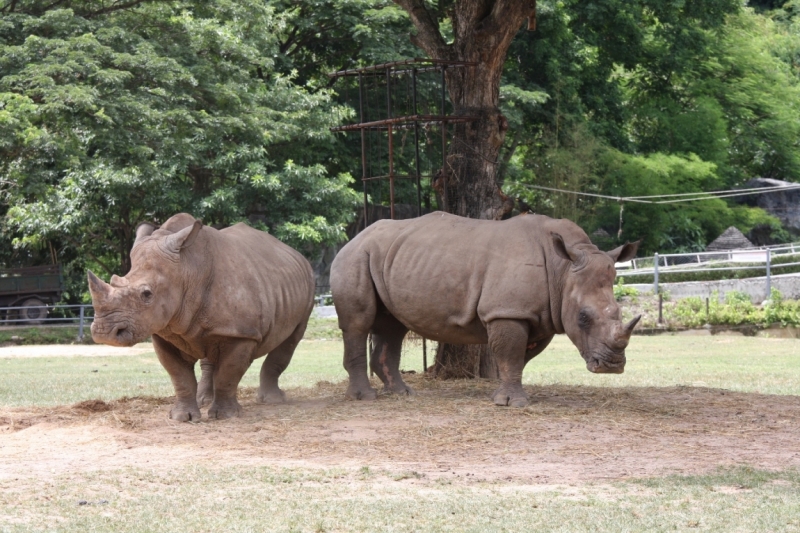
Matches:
[2,0,799,300]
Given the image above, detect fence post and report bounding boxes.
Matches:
[78,305,85,340]
[766,248,771,299]
[653,252,659,294]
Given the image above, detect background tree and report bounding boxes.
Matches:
[0,0,361,300]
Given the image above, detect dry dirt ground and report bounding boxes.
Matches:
[1,344,799,486]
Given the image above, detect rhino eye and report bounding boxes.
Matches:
[578,310,592,329]
[141,289,153,301]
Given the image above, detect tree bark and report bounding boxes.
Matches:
[393,0,534,378]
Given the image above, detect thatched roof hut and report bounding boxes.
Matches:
[705,226,754,251]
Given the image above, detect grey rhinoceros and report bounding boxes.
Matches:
[88,213,314,421]
[330,211,640,407]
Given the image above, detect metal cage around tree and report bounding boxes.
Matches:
[328,59,477,230]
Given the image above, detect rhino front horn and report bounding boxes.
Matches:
[87,270,111,300]
[624,315,642,335]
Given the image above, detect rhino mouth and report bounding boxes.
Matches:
[586,355,626,374]
[91,321,138,347]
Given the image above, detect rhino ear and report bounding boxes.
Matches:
[87,270,111,302]
[551,232,582,263]
[607,240,641,263]
[164,219,203,254]
[133,222,158,248]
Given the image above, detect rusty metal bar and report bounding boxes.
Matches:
[328,58,477,78]
[387,68,395,220]
[330,114,477,132]
[359,72,368,231]
[361,174,426,182]
[413,67,422,218]
[441,66,449,211]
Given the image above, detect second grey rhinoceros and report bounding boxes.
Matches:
[88,213,314,421]
[330,212,640,407]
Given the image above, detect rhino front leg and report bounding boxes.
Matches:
[152,335,201,422]
[207,341,256,420]
[196,358,214,407]
[487,319,530,408]
[258,320,308,404]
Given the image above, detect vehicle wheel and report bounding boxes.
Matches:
[20,298,47,325]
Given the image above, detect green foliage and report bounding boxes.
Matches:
[613,277,639,301]
[663,290,800,328]
[0,1,360,285]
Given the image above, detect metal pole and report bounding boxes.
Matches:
[440,66,449,212]
[658,293,663,325]
[359,72,368,231]
[766,248,771,298]
[387,68,395,220]
[422,338,427,373]
[653,252,659,294]
[78,305,85,340]
[412,67,422,218]
[389,124,395,220]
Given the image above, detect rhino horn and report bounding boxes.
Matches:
[623,315,641,336]
[164,220,203,254]
[87,270,111,301]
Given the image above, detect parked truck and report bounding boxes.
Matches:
[0,265,65,324]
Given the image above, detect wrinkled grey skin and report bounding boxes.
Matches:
[88,213,314,421]
[330,212,640,407]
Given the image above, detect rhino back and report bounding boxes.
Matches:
[185,223,313,354]
[352,212,575,342]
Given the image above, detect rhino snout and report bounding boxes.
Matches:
[91,319,137,347]
[586,356,626,374]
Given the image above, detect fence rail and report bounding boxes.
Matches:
[1,304,94,338]
[615,242,800,296]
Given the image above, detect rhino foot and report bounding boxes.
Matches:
[345,384,378,401]
[208,399,242,419]
[170,403,202,422]
[196,388,213,408]
[492,386,529,408]
[257,388,287,404]
[382,384,416,397]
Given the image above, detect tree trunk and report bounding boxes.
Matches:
[394,0,534,378]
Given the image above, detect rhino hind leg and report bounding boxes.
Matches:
[343,330,378,401]
[258,319,308,404]
[152,335,201,422]
[487,319,530,408]
[207,341,256,419]
[196,358,214,407]
[369,313,414,396]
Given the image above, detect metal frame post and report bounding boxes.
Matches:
[653,252,659,294]
[78,304,85,340]
[440,65,449,211]
[386,68,395,220]
[766,248,772,298]
[412,67,422,217]
[359,73,368,230]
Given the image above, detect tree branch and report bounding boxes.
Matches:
[392,0,451,59]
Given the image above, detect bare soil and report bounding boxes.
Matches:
[1,367,798,485]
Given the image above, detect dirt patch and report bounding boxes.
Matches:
[1,375,798,484]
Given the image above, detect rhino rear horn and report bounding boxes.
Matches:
[164,219,203,254]
[551,232,582,264]
[607,240,641,263]
[87,270,111,301]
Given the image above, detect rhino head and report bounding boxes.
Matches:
[88,220,203,347]
[552,233,641,374]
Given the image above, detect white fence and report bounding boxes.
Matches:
[616,242,800,296]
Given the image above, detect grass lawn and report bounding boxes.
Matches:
[0,465,798,532]
[2,324,800,532]
[1,329,799,406]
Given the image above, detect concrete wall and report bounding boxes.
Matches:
[627,273,800,303]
